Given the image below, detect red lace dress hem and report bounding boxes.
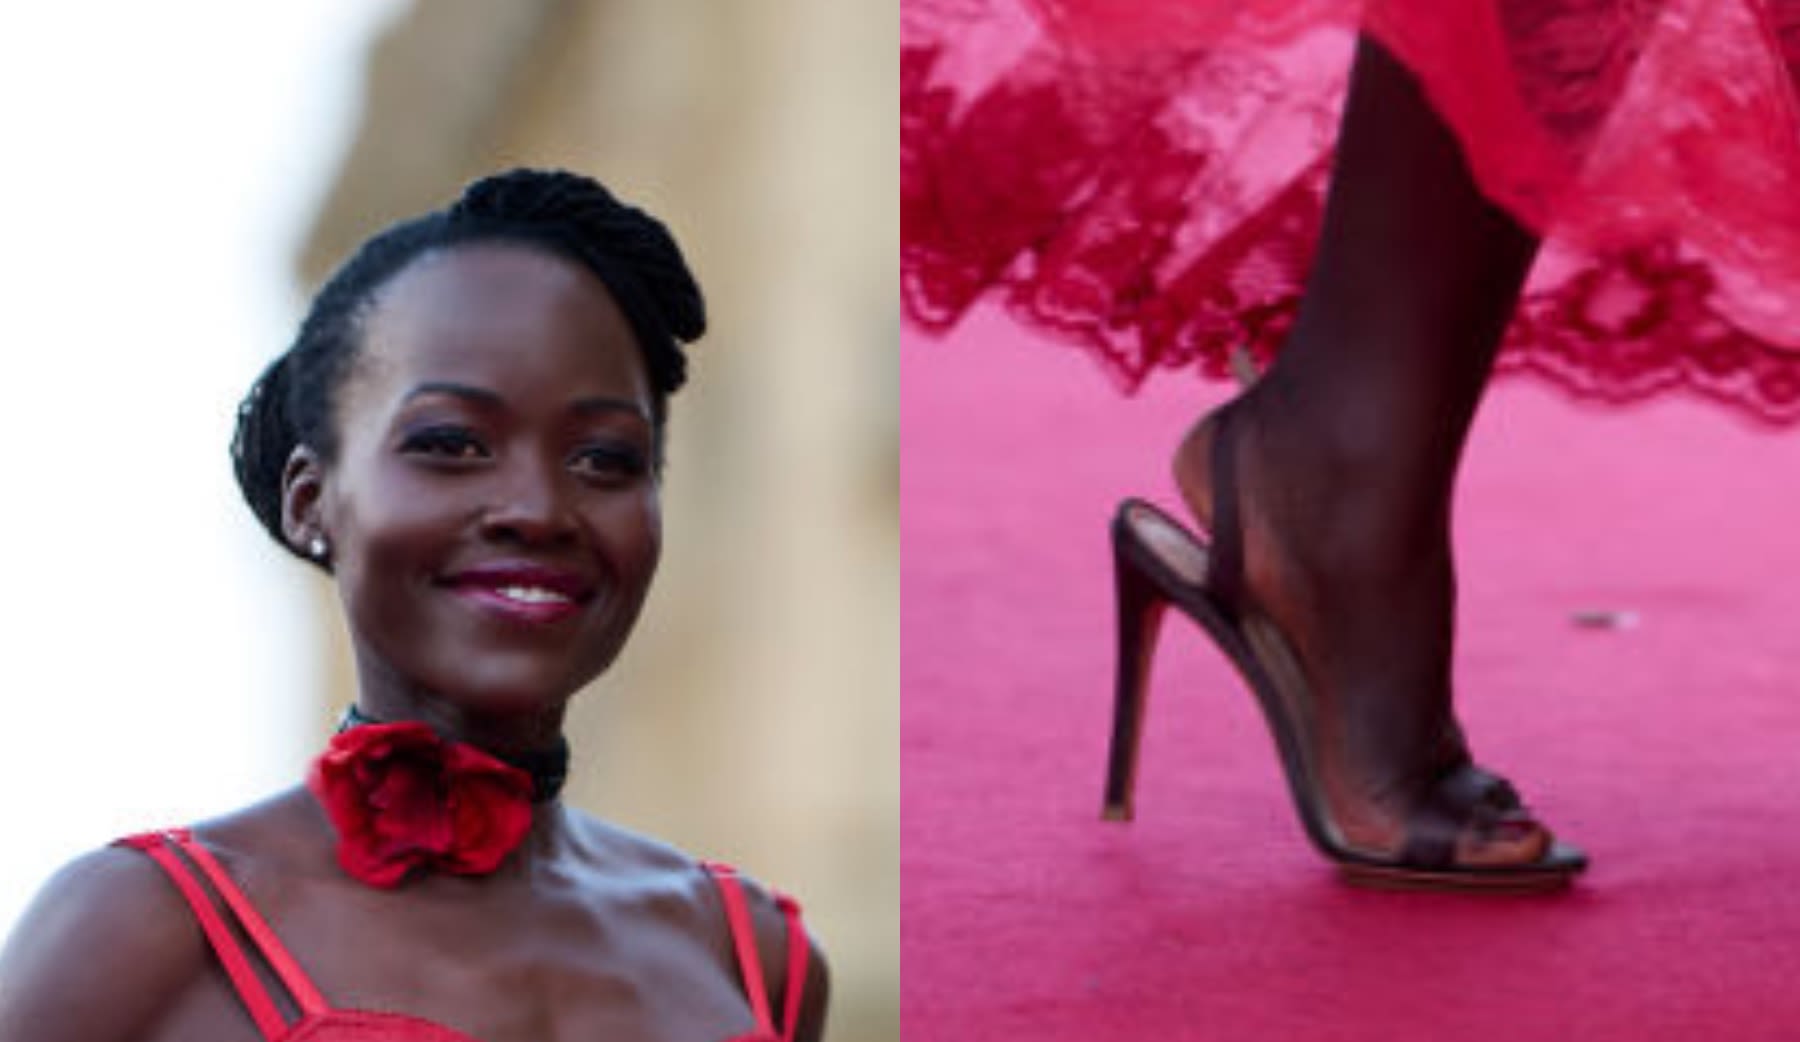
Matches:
[902,0,1800,422]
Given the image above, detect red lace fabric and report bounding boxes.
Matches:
[902,0,1800,421]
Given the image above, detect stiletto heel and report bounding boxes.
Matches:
[1102,412,1587,892]
[1102,517,1169,822]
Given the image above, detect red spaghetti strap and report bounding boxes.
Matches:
[174,836,329,1016]
[703,862,775,1035]
[774,893,808,1042]
[117,832,290,1041]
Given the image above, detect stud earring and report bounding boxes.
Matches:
[309,536,329,560]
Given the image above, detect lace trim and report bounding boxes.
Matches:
[902,2,1800,422]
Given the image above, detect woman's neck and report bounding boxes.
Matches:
[343,701,571,801]
[312,701,581,885]
[348,641,573,757]
[351,694,568,757]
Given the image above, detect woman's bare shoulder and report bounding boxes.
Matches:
[186,786,336,877]
[0,789,323,1042]
[556,811,716,924]
[706,861,832,1042]
[560,812,830,1041]
[0,841,208,1042]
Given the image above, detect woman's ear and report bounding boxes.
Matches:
[281,444,330,564]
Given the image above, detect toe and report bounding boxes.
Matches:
[1453,808,1553,868]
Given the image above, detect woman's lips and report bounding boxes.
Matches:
[443,562,594,625]
[454,585,583,624]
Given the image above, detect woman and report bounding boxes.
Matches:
[906,1,1800,890]
[0,169,827,1041]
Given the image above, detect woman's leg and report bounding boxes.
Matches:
[1175,34,1551,863]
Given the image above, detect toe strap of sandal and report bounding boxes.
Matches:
[1397,764,1527,869]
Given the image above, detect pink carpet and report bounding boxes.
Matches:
[902,308,1800,1040]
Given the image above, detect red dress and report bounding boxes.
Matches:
[118,831,810,1042]
[903,0,1800,420]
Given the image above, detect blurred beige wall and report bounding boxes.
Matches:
[295,2,897,1039]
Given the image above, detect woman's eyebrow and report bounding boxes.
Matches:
[401,381,504,408]
[400,383,648,423]
[571,397,651,423]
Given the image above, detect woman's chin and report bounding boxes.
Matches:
[418,664,595,722]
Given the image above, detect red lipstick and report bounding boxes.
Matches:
[444,561,594,625]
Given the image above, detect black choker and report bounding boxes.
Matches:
[338,706,570,803]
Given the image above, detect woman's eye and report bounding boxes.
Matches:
[399,426,489,460]
[570,444,647,479]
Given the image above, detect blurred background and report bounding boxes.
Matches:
[0,3,896,1040]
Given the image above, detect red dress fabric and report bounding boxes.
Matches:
[903,0,1800,420]
[116,831,808,1042]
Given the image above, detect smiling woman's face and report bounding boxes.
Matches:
[289,243,662,725]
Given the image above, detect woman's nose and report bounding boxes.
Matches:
[479,459,578,546]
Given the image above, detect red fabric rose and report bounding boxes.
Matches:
[306,721,534,888]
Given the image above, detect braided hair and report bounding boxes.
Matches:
[231,168,705,567]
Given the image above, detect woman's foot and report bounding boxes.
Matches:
[1172,389,1554,869]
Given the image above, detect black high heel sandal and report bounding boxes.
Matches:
[1101,417,1587,893]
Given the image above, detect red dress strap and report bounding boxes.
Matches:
[774,892,807,1042]
[171,833,329,1015]
[115,830,328,1039]
[702,861,810,1042]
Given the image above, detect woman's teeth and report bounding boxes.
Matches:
[496,585,572,605]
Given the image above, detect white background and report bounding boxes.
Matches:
[0,0,405,937]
